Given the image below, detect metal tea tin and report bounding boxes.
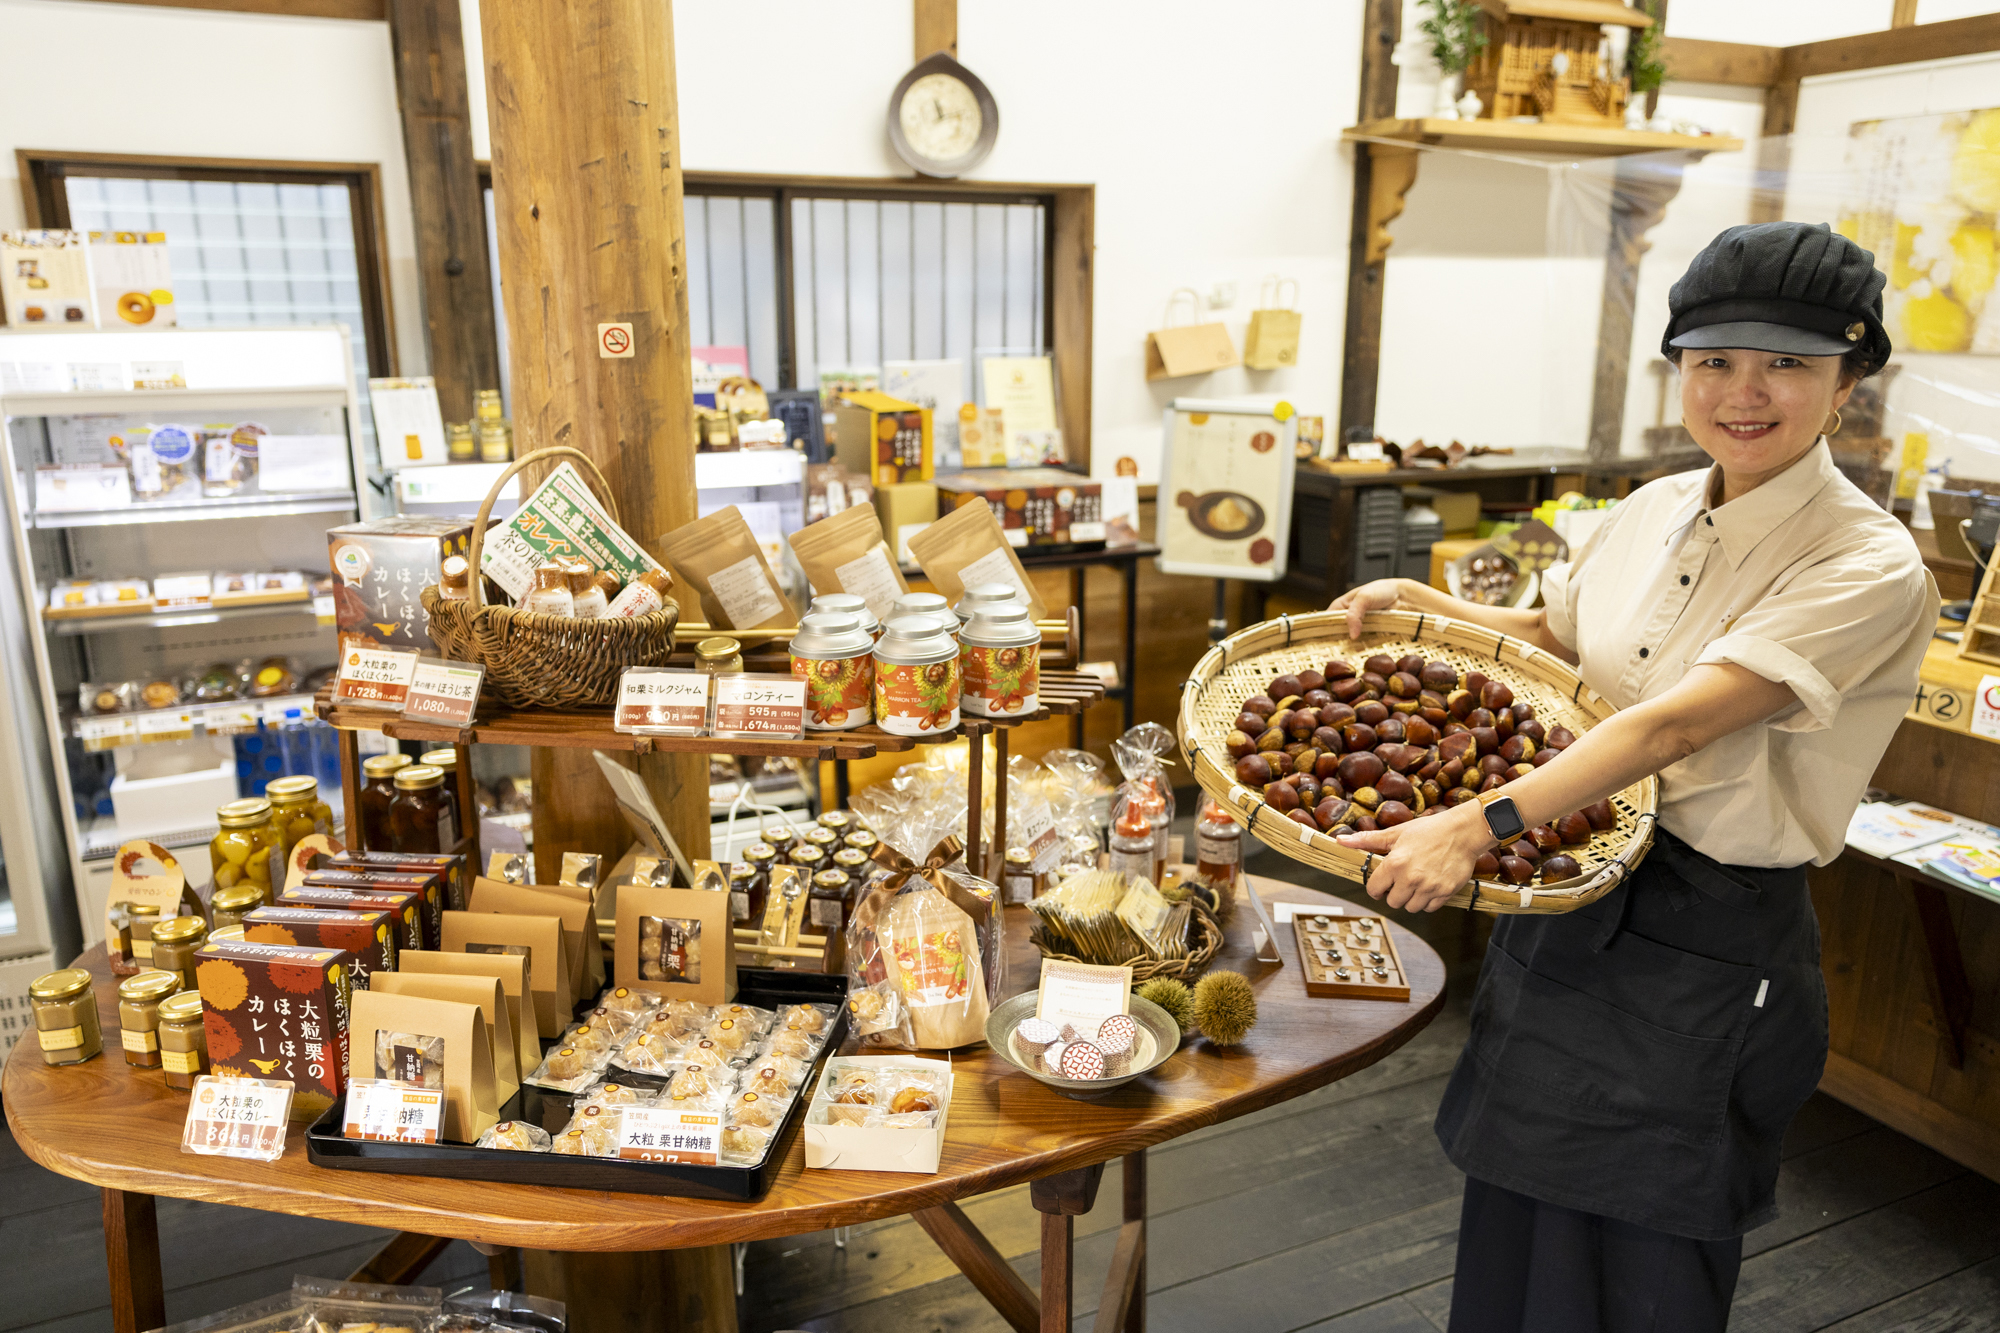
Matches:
[806,593,881,639]
[951,581,1025,627]
[790,612,876,731]
[889,592,950,627]
[960,604,1042,717]
[871,615,961,736]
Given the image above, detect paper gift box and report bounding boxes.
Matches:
[88,231,175,328]
[281,883,424,955]
[442,910,571,1038]
[325,517,473,655]
[368,970,520,1100]
[803,1055,954,1173]
[243,905,397,988]
[835,391,932,486]
[874,482,939,562]
[467,877,596,1008]
[347,987,501,1145]
[394,949,541,1091]
[616,883,737,1005]
[1144,288,1238,381]
[305,866,446,950]
[1242,277,1301,369]
[194,938,354,1120]
[933,469,1106,547]
[328,848,468,912]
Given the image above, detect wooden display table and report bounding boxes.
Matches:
[3,873,1444,1333]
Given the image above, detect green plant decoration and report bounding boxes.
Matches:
[1627,0,1669,95]
[1418,0,1489,76]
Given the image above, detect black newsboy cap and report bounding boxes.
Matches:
[1664,221,1891,374]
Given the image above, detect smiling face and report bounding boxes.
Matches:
[1677,348,1858,497]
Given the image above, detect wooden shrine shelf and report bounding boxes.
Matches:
[311,670,1105,761]
[1344,117,1742,157]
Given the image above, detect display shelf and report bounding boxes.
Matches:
[46,598,324,636]
[71,691,320,746]
[0,385,351,417]
[1344,117,1742,157]
[30,492,357,530]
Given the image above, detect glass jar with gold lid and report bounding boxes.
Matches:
[265,774,332,860]
[151,915,208,990]
[761,826,798,856]
[420,749,462,846]
[802,825,841,852]
[116,969,181,1068]
[360,753,411,850]
[115,902,161,974]
[390,764,453,854]
[695,636,744,675]
[210,797,278,897]
[157,991,208,1090]
[30,968,102,1066]
[210,882,266,930]
[843,829,879,856]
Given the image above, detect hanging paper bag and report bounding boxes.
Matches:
[1243,276,1302,370]
[1144,288,1238,381]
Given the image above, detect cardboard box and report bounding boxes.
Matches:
[933,468,1106,547]
[616,882,737,1005]
[87,231,175,327]
[835,391,931,486]
[243,904,397,988]
[803,1055,953,1174]
[193,938,354,1120]
[326,516,473,655]
[1,230,96,327]
[281,883,425,956]
[874,482,939,564]
[328,849,468,913]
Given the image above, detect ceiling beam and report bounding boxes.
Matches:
[61,0,386,19]
[1660,36,1783,88]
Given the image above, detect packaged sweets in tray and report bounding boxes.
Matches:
[306,970,847,1200]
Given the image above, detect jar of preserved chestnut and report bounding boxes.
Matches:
[158,991,208,1090]
[30,968,102,1066]
[728,862,760,928]
[419,748,462,838]
[117,969,181,1068]
[210,882,265,931]
[360,753,411,850]
[390,764,455,854]
[150,915,208,991]
[265,774,332,861]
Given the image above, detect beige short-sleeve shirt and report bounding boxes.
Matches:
[1540,439,1937,868]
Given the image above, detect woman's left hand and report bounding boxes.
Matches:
[1336,800,1493,913]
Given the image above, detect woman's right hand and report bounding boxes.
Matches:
[1328,579,1406,639]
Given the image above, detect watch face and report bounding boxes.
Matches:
[899,73,983,162]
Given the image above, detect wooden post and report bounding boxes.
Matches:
[1585,154,1690,461]
[386,0,499,423]
[1338,0,1402,440]
[102,1189,165,1333]
[915,0,957,59]
[479,0,722,1324]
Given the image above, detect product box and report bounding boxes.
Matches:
[835,391,932,486]
[326,517,473,655]
[329,848,468,912]
[478,462,667,603]
[303,867,446,951]
[87,231,175,327]
[281,883,425,956]
[874,482,939,563]
[802,1055,953,1174]
[933,468,1106,548]
[1,230,96,327]
[194,938,354,1120]
[244,905,398,988]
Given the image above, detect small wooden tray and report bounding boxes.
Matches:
[1292,911,1409,1002]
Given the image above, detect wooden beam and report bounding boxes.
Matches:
[1821,1051,2000,1184]
[1338,0,1402,441]
[913,1202,1040,1333]
[1049,186,1094,471]
[102,1190,165,1333]
[1892,0,1919,28]
[1660,36,1783,87]
[1786,13,2000,80]
[1092,1221,1146,1333]
[387,0,500,424]
[914,0,956,59]
[61,0,386,18]
[1587,156,1689,460]
[347,1230,452,1285]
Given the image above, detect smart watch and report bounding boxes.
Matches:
[1481,795,1526,845]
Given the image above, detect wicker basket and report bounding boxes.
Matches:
[420,447,681,710]
[1030,902,1224,982]
[1177,609,1657,914]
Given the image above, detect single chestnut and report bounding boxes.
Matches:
[1354,699,1390,727]
[1511,763,1534,778]
[1236,712,1268,738]
[1470,726,1501,756]
[1226,730,1257,760]
[1464,670,1490,698]
[1507,839,1541,865]
[1447,689,1477,720]
[1494,711,1515,741]
[1442,719,1471,737]
[1416,758,1442,782]
[1376,771,1416,804]
[1365,654,1398,677]
[1345,723,1379,753]
[1462,767,1484,792]
[1440,756,1467,785]
[1511,702,1536,725]
[1256,727,1286,753]
[1439,731,1477,764]
[1302,688,1334,710]
[1337,751,1386,789]
[1313,726,1343,753]
[1350,785,1382,811]
[1331,677,1368,703]
[1417,779,1442,807]
[1324,658,1357,681]
[1296,775,1321,807]
[1315,751,1344,780]
[1404,716,1440,747]
[1479,773,1507,793]
[1374,716,1407,745]
[1286,738,1309,758]
[1293,746,1321,776]
[1420,704,1450,726]
[1269,673,1304,702]
[1267,750,1294,777]
[1419,661,1459,691]
[1391,697,1422,716]
[1235,754,1272,785]
[1286,809,1318,831]
[1466,707,1495,730]
[1394,654,1424,676]
[1498,855,1534,885]
[1499,734,1537,764]
[1582,800,1615,831]
[1388,671,1422,699]
[1531,749,1558,768]
[1546,725,1577,750]
[1375,800,1416,828]
[1444,787,1477,807]
[1353,815,1380,832]
[1515,718,1546,745]
[1287,710,1319,740]
[1557,812,1594,846]
[1320,701,1357,730]
[1242,695,1276,718]
[1480,753,1511,778]
[1541,854,1581,884]
[1265,781,1301,813]
[1528,824,1562,853]
[1359,671,1389,696]
[1297,669,1327,694]
[1316,797,1353,829]
[1473,850,1501,876]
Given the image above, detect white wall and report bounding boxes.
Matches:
[0,0,427,378]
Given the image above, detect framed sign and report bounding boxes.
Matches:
[1157,399,1299,581]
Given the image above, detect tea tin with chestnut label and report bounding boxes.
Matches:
[950,581,1025,626]
[871,615,960,736]
[960,604,1041,717]
[806,593,881,639]
[889,592,950,626]
[789,612,875,731]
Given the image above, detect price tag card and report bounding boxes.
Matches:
[181,1075,293,1162]
[402,658,484,728]
[312,593,336,625]
[333,646,421,710]
[137,709,195,745]
[711,672,807,739]
[617,1106,721,1164]
[1013,802,1061,871]
[1035,959,1132,1034]
[341,1078,445,1144]
[78,714,138,752]
[200,702,260,737]
[614,667,710,736]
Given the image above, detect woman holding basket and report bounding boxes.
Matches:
[1329,222,1936,1332]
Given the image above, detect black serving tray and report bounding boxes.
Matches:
[305,970,848,1201]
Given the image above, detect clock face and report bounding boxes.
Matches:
[899,73,983,163]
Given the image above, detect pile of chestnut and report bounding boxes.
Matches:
[1223,652,1615,887]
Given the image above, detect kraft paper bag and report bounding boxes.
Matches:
[658,505,797,631]
[369,971,520,1099]
[1144,288,1238,381]
[347,988,500,1145]
[618,883,737,1005]
[789,500,908,625]
[442,909,570,1038]
[395,949,540,1086]
[468,877,594,1008]
[907,497,1049,621]
[559,853,608,993]
[1243,276,1302,370]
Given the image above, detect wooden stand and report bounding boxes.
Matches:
[1293,911,1410,1002]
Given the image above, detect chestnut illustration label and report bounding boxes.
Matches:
[791,652,875,730]
[873,658,959,734]
[1176,489,1266,540]
[962,641,1040,716]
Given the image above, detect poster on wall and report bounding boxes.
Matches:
[1157,399,1297,581]
[882,359,966,470]
[692,346,750,407]
[1840,107,2000,354]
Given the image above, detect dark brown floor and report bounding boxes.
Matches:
[5,832,1996,1332]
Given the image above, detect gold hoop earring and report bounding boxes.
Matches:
[1822,410,1842,437]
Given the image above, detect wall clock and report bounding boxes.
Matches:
[887,52,998,179]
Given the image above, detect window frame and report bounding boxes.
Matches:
[17,148,400,378]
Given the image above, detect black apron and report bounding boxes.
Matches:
[1434,828,1829,1242]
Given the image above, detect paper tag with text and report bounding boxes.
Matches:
[1035,958,1132,1034]
[613,667,710,735]
[711,673,807,738]
[181,1075,293,1162]
[1972,675,2000,743]
[617,1106,721,1165]
[342,1078,445,1144]
[402,658,484,728]
[333,646,421,710]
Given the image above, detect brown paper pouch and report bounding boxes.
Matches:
[788,501,908,625]
[370,971,519,1099]
[658,506,797,630]
[396,949,540,1083]
[617,884,737,1005]
[907,498,1048,620]
[348,988,499,1144]
[468,877,594,1007]
[442,910,570,1038]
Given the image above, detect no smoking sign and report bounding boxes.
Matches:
[598,322,634,358]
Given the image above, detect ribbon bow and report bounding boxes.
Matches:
[851,834,995,939]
